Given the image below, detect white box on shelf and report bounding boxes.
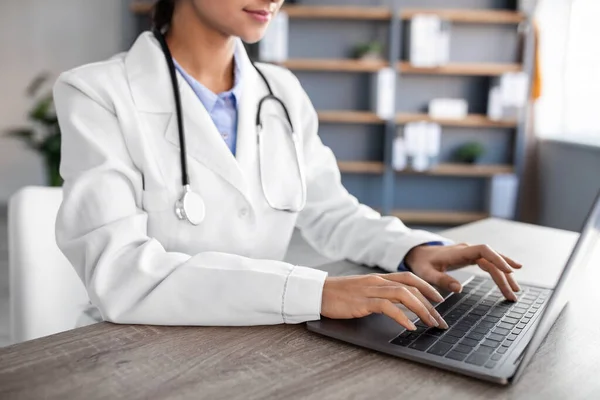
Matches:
[405,121,437,171]
[487,85,503,121]
[429,98,468,119]
[410,15,441,67]
[404,122,421,156]
[487,72,529,121]
[437,21,452,65]
[425,123,441,166]
[370,67,396,120]
[500,72,529,108]
[258,11,288,62]
[392,136,407,171]
[486,174,519,220]
[410,15,451,67]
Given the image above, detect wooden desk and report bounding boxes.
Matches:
[1,219,599,399]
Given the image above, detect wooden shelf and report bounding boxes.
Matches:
[391,210,489,225]
[317,111,516,128]
[338,161,385,174]
[130,2,153,14]
[318,111,383,124]
[399,62,522,76]
[397,163,514,177]
[396,113,518,128]
[283,61,521,75]
[400,9,526,24]
[280,59,389,72]
[283,5,391,20]
[338,162,513,176]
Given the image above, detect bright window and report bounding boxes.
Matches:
[535,0,600,138]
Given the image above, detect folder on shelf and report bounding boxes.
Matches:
[370,67,396,120]
[409,14,451,67]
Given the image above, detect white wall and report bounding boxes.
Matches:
[0,0,135,202]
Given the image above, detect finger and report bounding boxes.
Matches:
[500,253,523,270]
[381,272,444,303]
[459,245,514,274]
[409,287,449,329]
[367,286,439,328]
[477,259,517,301]
[420,268,463,294]
[505,270,522,292]
[368,299,416,331]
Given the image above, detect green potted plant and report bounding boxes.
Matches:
[454,142,485,164]
[352,41,384,60]
[4,73,63,187]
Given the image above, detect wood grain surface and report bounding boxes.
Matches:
[1,220,599,400]
[399,9,526,24]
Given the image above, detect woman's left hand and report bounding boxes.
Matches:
[404,243,523,301]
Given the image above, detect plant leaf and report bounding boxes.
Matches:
[29,94,55,122]
[5,128,34,139]
[26,72,51,97]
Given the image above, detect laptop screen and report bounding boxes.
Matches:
[512,190,600,382]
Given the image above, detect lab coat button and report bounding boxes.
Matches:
[239,208,248,218]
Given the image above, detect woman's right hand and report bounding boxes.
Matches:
[320,272,449,331]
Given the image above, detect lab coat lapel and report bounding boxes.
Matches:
[125,32,249,199]
[235,40,263,187]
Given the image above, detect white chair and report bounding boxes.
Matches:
[8,186,89,344]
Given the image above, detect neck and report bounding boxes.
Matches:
[166,2,236,94]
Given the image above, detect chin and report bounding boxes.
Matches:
[237,29,268,44]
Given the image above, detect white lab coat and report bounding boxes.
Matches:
[53,31,447,326]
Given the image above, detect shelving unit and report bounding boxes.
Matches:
[338,161,385,174]
[391,210,489,225]
[279,59,389,72]
[318,111,383,125]
[280,60,522,76]
[283,5,392,20]
[318,111,517,128]
[395,113,517,128]
[398,62,523,76]
[129,1,534,226]
[339,162,513,177]
[130,1,152,14]
[399,9,526,24]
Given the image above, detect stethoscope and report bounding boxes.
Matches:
[153,28,306,226]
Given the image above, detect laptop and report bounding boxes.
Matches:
[307,191,600,385]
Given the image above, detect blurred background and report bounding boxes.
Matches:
[0,0,598,346]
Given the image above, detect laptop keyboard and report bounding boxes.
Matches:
[390,276,550,369]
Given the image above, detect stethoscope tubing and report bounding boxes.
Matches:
[152,27,303,223]
[153,28,190,188]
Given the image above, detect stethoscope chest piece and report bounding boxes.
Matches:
[175,185,206,226]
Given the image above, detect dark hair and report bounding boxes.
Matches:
[153,0,176,31]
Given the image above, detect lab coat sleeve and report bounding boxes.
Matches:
[294,82,450,273]
[53,72,327,326]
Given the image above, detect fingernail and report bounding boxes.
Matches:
[429,315,439,327]
[438,318,449,330]
[449,282,462,292]
[408,321,417,331]
[432,310,449,329]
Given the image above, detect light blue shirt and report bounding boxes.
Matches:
[173,52,242,155]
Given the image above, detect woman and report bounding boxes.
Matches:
[53,0,521,330]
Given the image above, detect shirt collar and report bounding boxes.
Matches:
[173,44,243,112]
